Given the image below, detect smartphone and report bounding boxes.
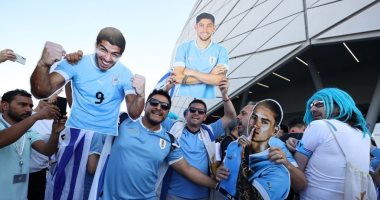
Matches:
[56,97,67,118]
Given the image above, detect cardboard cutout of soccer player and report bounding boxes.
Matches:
[169,12,229,99]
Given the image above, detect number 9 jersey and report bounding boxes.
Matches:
[54,54,135,136]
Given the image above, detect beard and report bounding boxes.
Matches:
[7,109,30,123]
[145,112,164,127]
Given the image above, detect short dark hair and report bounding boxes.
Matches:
[254,99,283,126]
[188,98,207,112]
[96,27,126,54]
[1,89,32,103]
[196,13,215,24]
[287,116,305,129]
[146,89,171,109]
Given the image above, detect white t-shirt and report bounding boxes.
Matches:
[29,119,53,173]
[300,119,371,200]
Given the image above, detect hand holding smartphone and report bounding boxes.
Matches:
[56,97,67,118]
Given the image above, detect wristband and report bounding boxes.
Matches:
[223,97,230,102]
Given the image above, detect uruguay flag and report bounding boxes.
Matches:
[155,71,177,97]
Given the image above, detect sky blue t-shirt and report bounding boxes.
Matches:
[0,114,42,200]
[173,40,229,99]
[54,54,135,136]
[162,119,225,199]
[102,117,183,200]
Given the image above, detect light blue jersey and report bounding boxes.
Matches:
[102,117,183,200]
[173,40,229,99]
[54,54,134,136]
[0,114,42,200]
[162,119,225,199]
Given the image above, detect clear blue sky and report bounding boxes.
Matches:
[1,0,195,107]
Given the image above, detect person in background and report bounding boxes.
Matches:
[0,49,16,63]
[0,89,65,200]
[287,88,373,199]
[28,95,60,200]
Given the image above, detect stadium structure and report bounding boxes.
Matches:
[169,0,380,140]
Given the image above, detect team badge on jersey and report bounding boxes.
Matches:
[209,56,216,66]
[112,75,119,86]
[159,138,166,149]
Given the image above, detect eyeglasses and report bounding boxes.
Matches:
[147,98,170,111]
[310,100,324,108]
[96,45,121,61]
[188,107,206,115]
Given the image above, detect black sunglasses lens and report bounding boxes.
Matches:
[149,99,170,110]
[160,104,170,110]
[149,100,159,107]
[189,108,205,114]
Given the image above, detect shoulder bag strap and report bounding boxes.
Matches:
[323,120,348,161]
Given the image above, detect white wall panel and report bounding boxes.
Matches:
[318,2,380,39]
[226,0,260,21]
[227,0,283,39]
[220,32,250,55]
[214,13,247,42]
[213,0,239,26]
[229,16,295,57]
[307,0,373,38]
[260,14,306,50]
[260,0,303,26]
[228,55,251,73]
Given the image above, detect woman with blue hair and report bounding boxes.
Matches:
[290,88,374,199]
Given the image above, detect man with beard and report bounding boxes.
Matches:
[30,27,145,199]
[220,102,256,161]
[157,78,236,200]
[101,89,217,200]
[0,89,65,200]
[170,12,229,99]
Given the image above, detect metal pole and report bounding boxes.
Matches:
[366,75,380,133]
[308,62,324,91]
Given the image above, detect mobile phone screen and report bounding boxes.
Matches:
[56,97,67,117]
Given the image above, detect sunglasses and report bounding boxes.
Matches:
[310,100,324,108]
[188,107,206,115]
[148,98,170,111]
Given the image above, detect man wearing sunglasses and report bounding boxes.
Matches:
[30,27,145,200]
[157,78,236,200]
[286,88,373,199]
[101,89,218,200]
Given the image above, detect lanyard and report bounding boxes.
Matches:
[0,116,26,172]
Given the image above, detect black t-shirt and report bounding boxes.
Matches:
[220,134,238,161]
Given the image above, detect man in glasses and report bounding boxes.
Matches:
[287,88,373,199]
[101,89,218,199]
[157,78,236,200]
[30,27,145,200]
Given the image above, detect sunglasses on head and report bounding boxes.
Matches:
[148,98,170,111]
[188,107,206,115]
[310,100,324,108]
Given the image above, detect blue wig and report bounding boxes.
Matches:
[303,88,369,135]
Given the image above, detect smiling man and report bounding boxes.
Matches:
[170,12,229,99]
[101,90,217,200]
[157,78,236,200]
[30,27,145,200]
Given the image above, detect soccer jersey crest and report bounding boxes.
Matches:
[112,75,119,86]
[159,138,166,149]
[209,56,216,66]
